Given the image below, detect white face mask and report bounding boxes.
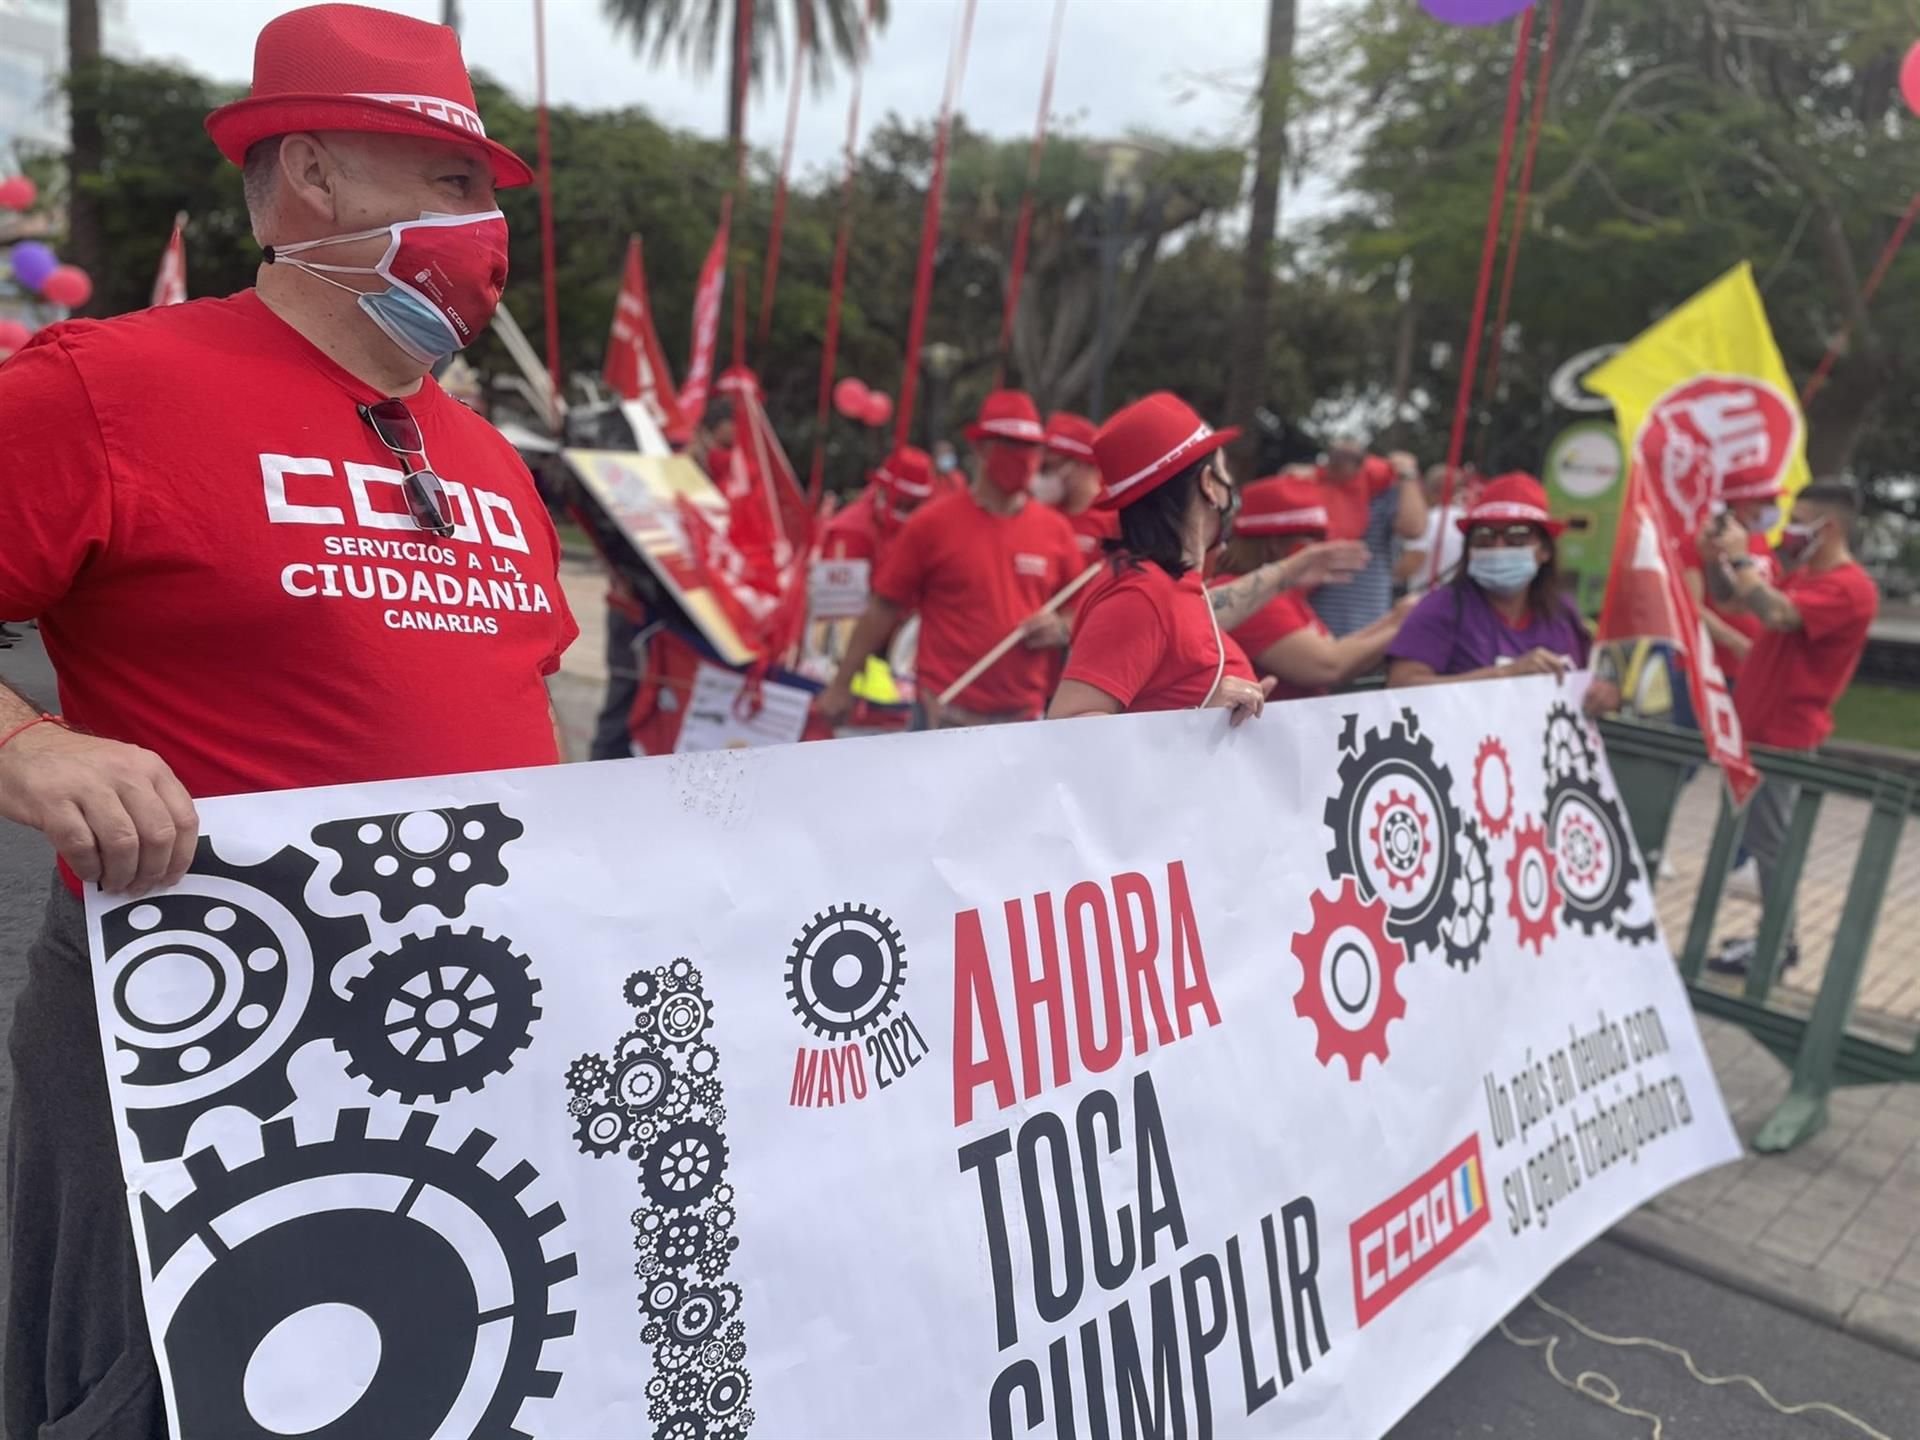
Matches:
[1752,503,1782,532]
[1029,469,1066,507]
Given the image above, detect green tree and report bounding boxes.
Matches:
[1303,0,1920,513]
[601,0,887,149]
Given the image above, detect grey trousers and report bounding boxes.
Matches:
[1741,774,1802,944]
[4,882,164,1439]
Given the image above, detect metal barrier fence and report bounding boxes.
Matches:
[1600,718,1918,1151]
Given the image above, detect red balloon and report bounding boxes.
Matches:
[1903,40,1920,117]
[833,376,871,418]
[0,176,35,212]
[862,390,893,427]
[40,265,92,308]
[0,318,31,355]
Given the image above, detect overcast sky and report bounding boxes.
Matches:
[123,0,1297,193]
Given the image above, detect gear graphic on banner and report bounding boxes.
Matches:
[1324,709,1465,958]
[1507,816,1560,954]
[1442,820,1495,971]
[1548,773,1642,936]
[1472,736,1515,838]
[563,960,755,1438]
[141,1108,573,1440]
[98,839,368,1163]
[1542,701,1599,788]
[785,903,908,1040]
[1290,877,1409,1081]
[335,926,541,1105]
[314,803,523,922]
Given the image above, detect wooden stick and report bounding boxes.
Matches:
[938,562,1104,707]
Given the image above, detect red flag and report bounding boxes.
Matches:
[150,214,187,307]
[603,236,683,434]
[1599,461,1759,804]
[675,197,732,442]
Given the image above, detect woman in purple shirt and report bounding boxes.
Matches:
[1387,473,1607,695]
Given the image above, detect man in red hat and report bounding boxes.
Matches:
[1683,474,1781,688]
[1035,411,1119,560]
[0,7,574,1431]
[820,445,937,568]
[816,391,1084,728]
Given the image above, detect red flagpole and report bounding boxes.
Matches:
[996,0,1068,384]
[1433,7,1534,585]
[893,0,978,451]
[1477,0,1559,421]
[732,263,748,370]
[757,1,811,355]
[533,0,562,430]
[1801,190,1920,406]
[809,0,876,505]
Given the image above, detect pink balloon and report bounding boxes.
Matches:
[1903,40,1920,117]
[40,265,92,308]
[833,376,870,419]
[0,318,31,355]
[1419,0,1534,23]
[862,390,893,427]
[0,176,35,212]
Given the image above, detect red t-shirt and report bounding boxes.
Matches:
[1210,579,1329,701]
[1698,532,1776,684]
[1733,561,1878,749]
[873,489,1082,715]
[0,292,578,808]
[1064,506,1121,560]
[820,487,883,564]
[1065,562,1254,713]
[1314,456,1395,543]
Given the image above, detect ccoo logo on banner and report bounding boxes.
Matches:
[87,678,1738,1439]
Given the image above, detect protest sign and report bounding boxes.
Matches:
[86,678,1738,1439]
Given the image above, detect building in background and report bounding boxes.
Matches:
[0,0,133,157]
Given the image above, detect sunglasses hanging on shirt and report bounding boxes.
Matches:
[358,398,456,537]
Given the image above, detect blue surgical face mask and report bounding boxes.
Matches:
[1469,547,1539,596]
[1752,503,1782,533]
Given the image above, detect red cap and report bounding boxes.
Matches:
[1092,392,1239,510]
[875,445,935,502]
[206,4,533,189]
[1237,475,1329,536]
[1457,472,1566,536]
[1043,411,1097,460]
[1719,473,1783,503]
[963,389,1045,446]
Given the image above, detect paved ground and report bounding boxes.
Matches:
[1657,769,1920,1027]
[8,617,1920,1434]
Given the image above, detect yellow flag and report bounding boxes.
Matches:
[1586,261,1809,540]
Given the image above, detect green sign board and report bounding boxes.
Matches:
[1543,420,1625,615]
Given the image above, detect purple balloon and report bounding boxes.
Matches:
[8,241,59,291]
[1420,0,1535,24]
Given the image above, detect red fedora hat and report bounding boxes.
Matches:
[963,390,1045,446]
[1456,472,1567,536]
[1093,392,1239,510]
[1043,411,1097,460]
[206,4,533,189]
[1237,474,1329,536]
[876,445,936,502]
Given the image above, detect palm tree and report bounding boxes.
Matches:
[1224,0,1295,464]
[602,0,886,151]
[67,0,104,317]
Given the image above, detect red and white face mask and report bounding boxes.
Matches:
[270,210,510,364]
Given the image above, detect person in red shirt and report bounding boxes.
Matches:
[1052,393,1364,720]
[0,9,576,1433]
[1211,475,1413,701]
[1684,474,1781,688]
[816,391,1084,727]
[1298,435,1427,637]
[819,445,936,566]
[1037,411,1120,560]
[1699,481,1879,975]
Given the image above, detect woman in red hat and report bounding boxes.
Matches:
[1050,393,1364,722]
[1210,474,1413,701]
[1386,473,1610,699]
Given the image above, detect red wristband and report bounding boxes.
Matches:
[0,713,67,752]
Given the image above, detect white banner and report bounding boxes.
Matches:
[86,677,1738,1440]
